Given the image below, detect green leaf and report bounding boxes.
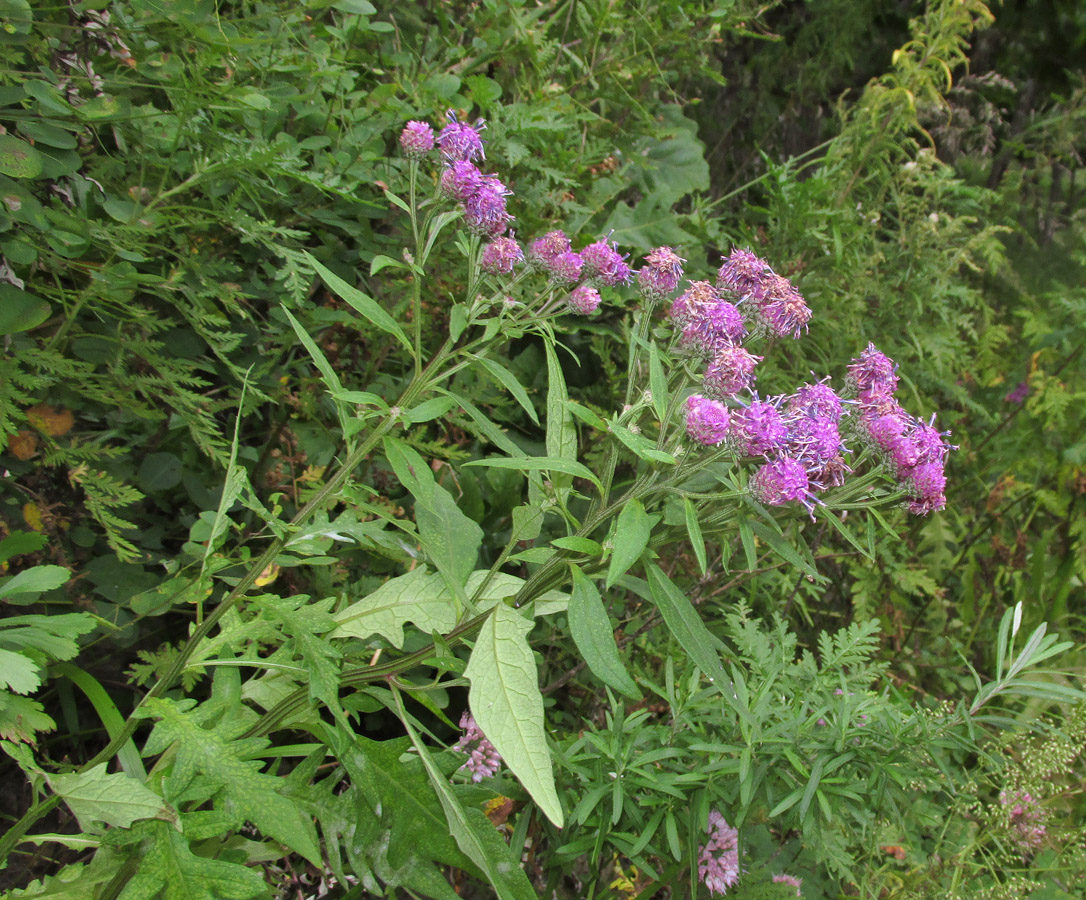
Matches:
[393,692,538,900]
[304,251,412,354]
[0,134,43,178]
[46,764,178,831]
[0,649,40,694]
[402,396,458,424]
[0,531,47,564]
[471,355,539,425]
[416,483,483,605]
[551,536,603,555]
[465,604,563,827]
[648,342,668,421]
[606,499,657,588]
[544,341,576,504]
[818,507,873,560]
[644,562,728,689]
[608,420,677,465]
[258,596,342,716]
[0,613,95,659]
[137,698,321,866]
[116,820,266,900]
[568,566,640,699]
[0,285,50,335]
[683,498,707,576]
[0,564,70,599]
[333,568,531,647]
[281,306,354,442]
[53,663,145,779]
[464,456,601,493]
[382,435,435,506]
[748,519,820,580]
[565,400,608,431]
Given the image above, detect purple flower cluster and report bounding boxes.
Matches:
[999,789,1046,856]
[772,873,802,896]
[698,810,741,896]
[481,235,524,275]
[716,248,811,339]
[638,246,686,300]
[399,121,434,158]
[849,343,955,515]
[454,712,502,782]
[523,230,631,314]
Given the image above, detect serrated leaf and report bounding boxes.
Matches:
[0,613,96,659]
[568,566,640,699]
[258,596,342,716]
[606,499,657,588]
[465,604,563,827]
[47,764,178,831]
[116,821,266,900]
[0,648,40,694]
[304,251,412,354]
[136,698,321,866]
[333,569,531,646]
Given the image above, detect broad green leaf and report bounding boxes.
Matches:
[464,456,601,493]
[0,564,69,599]
[47,764,178,831]
[465,604,563,827]
[648,342,668,420]
[683,498,707,576]
[416,483,483,605]
[402,396,458,424]
[383,435,436,506]
[304,251,412,354]
[551,536,603,555]
[606,499,658,588]
[333,569,532,646]
[471,355,539,425]
[0,613,96,659]
[0,693,55,742]
[394,694,538,900]
[0,285,50,334]
[258,596,342,716]
[544,341,576,504]
[0,134,43,178]
[137,698,321,866]
[568,566,640,699]
[116,820,266,900]
[644,562,728,689]
[0,531,47,564]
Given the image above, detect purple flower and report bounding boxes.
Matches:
[527,230,571,268]
[730,399,788,456]
[481,236,524,274]
[772,874,802,897]
[864,410,908,451]
[399,121,434,158]
[761,291,812,338]
[549,250,584,284]
[788,381,844,422]
[440,160,483,201]
[567,284,602,315]
[669,280,719,327]
[685,394,731,446]
[637,246,685,299]
[580,238,631,286]
[703,346,761,398]
[463,175,512,236]
[809,455,851,489]
[454,712,502,782]
[680,298,746,358]
[716,248,771,296]
[789,416,845,464]
[751,456,810,506]
[698,811,740,896]
[438,110,486,162]
[1004,381,1029,404]
[847,343,899,396]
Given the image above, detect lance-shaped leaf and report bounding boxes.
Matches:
[416,483,483,605]
[544,341,576,504]
[606,498,658,588]
[568,566,640,699]
[644,562,728,689]
[464,456,601,493]
[465,604,563,827]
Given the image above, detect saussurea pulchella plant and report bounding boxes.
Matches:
[2,110,1081,900]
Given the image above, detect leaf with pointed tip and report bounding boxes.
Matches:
[568,566,640,699]
[606,499,658,588]
[46,764,178,831]
[465,604,563,827]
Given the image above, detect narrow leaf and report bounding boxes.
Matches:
[464,456,601,493]
[683,498,707,576]
[644,562,728,689]
[568,566,640,699]
[472,355,540,425]
[606,499,657,588]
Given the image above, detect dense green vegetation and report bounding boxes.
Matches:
[1,1,1084,898]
